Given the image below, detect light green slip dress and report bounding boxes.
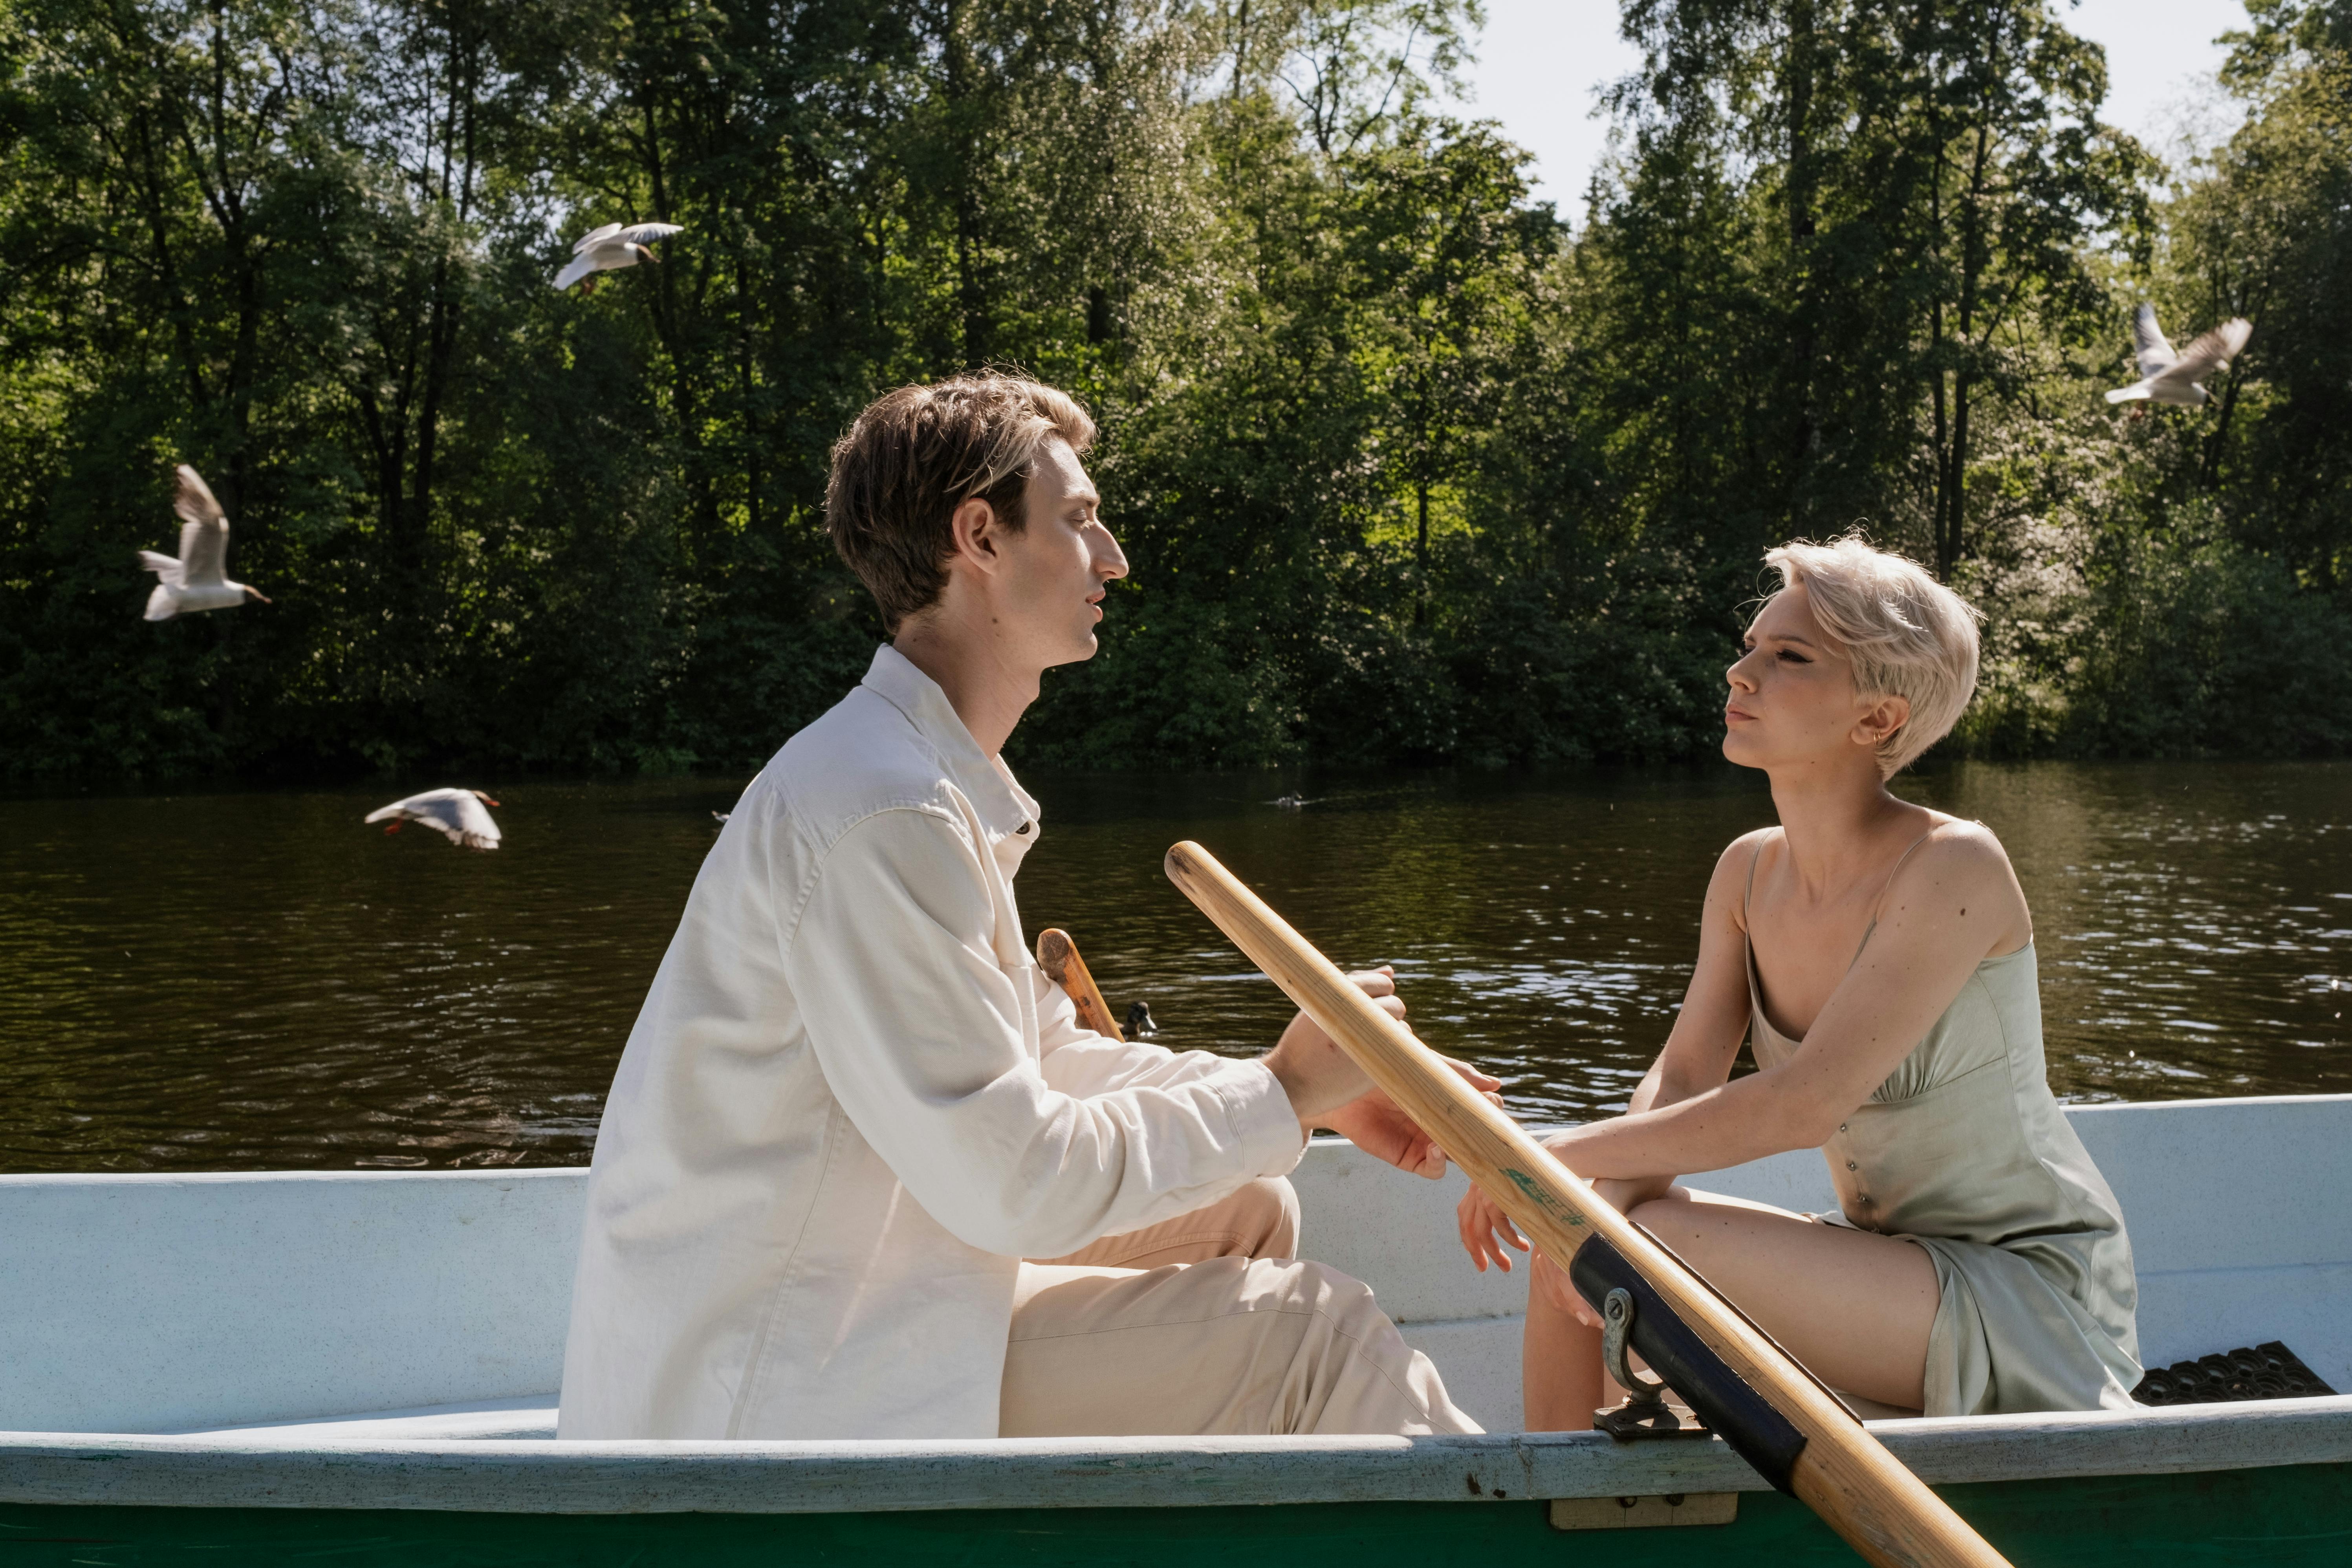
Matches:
[1741,836,2142,1417]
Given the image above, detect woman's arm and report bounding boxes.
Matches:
[1457,832,1763,1271]
[1544,824,2030,1182]
[1590,831,1769,1197]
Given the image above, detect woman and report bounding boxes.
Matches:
[1460,536,2139,1424]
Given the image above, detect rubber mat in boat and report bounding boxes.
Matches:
[2131,1341,2337,1405]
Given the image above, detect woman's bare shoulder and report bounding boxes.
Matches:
[1885,816,2031,941]
[1905,815,2016,879]
[1709,827,1780,924]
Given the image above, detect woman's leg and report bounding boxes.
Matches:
[1521,1260,1608,1430]
[1632,1189,1938,1410]
[1521,1187,1939,1424]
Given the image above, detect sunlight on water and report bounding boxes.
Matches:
[0,760,2345,1172]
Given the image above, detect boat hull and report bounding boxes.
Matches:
[3,1464,2345,1566]
[8,1097,2352,1563]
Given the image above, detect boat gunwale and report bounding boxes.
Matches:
[0,1092,2341,1195]
[3,1397,2348,1515]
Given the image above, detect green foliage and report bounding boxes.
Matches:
[0,0,2346,782]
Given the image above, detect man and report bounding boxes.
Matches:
[558,372,1484,1441]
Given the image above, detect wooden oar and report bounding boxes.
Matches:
[1164,840,2011,1568]
[1036,927,1124,1040]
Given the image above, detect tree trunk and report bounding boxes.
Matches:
[1927,160,1952,580]
[1943,118,1992,581]
[635,81,716,537]
[946,0,987,367]
[1785,0,1818,501]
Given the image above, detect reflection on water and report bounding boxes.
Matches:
[0,761,2345,1172]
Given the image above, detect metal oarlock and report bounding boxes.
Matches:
[1569,1232,1810,1492]
[1594,1285,1713,1441]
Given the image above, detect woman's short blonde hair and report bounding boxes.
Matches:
[1759,534,1983,777]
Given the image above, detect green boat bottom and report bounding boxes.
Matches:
[1,1464,2344,1566]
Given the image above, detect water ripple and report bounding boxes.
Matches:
[1,759,2345,1172]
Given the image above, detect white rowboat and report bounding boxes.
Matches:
[3,1094,2347,1564]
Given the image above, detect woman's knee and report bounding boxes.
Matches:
[1624,1190,1712,1247]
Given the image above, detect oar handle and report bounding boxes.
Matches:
[1036,928,1125,1041]
[1164,841,2011,1568]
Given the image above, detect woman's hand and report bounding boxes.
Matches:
[1457,1185,1595,1323]
[1456,1182,1528,1273]
[1455,1166,1662,1328]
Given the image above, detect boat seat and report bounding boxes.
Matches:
[179,1394,557,1441]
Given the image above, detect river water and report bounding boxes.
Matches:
[1,760,2345,1173]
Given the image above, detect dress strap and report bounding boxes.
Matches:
[1740,838,1770,1024]
[1848,826,1940,965]
[1870,828,1940,925]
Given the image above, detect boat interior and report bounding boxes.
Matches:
[8,1092,2346,1440]
[3,1094,2347,1516]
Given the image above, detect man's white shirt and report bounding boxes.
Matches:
[557,645,1306,1440]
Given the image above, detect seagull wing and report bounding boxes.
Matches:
[366,790,441,830]
[414,800,469,845]
[172,465,229,586]
[561,240,641,278]
[137,549,184,583]
[2132,303,2177,376]
[571,222,623,255]
[451,792,502,850]
[364,788,457,845]
[362,788,500,849]
[2155,317,2253,390]
[614,222,683,246]
[553,252,600,290]
[173,463,224,530]
[2105,381,2154,404]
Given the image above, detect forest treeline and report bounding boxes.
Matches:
[2,0,2347,782]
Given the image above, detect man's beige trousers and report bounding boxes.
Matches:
[1002,1177,1482,1438]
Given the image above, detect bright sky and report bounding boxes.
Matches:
[1457,0,2253,217]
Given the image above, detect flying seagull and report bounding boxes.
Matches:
[553,222,683,292]
[365,788,503,850]
[2107,304,2252,408]
[137,465,270,620]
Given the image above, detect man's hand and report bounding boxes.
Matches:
[1319,1062,1503,1177]
[1259,966,1397,1120]
[1260,967,1504,1177]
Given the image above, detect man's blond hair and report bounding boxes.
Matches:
[1759,534,1983,777]
[825,372,1098,630]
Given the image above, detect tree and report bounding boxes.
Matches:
[1338,121,1535,618]
[2163,0,2352,583]
[1607,0,2147,577]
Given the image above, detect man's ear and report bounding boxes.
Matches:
[945,495,1006,578]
